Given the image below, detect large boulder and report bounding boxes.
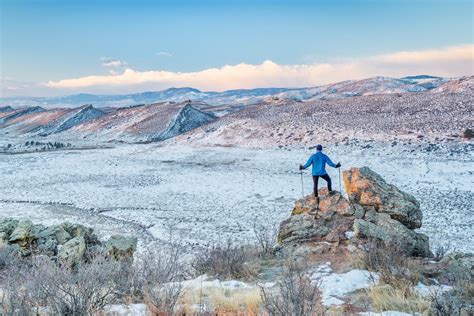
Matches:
[343,167,422,229]
[278,214,330,245]
[8,220,39,248]
[57,236,86,263]
[278,190,356,256]
[0,219,19,235]
[292,188,364,218]
[60,222,99,245]
[105,235,137,261]
[38,225,72,245]
[353,211,431,257]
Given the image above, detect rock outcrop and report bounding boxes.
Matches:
[343,167,422,229]
[277,167,432,260]
[0,219,137,263]
[105,235,138,261]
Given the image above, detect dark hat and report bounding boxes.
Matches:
[316,144,323,151]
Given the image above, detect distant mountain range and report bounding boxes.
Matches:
[0,75,471,147]
[2,75,470,109]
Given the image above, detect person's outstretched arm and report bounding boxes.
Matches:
[300,156,313,170]
[326,155,341,168]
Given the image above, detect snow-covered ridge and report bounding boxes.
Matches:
[0,76,471,144]
[0,100,219,144]
[1,75,471,109]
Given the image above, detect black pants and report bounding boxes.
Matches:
[313,174,332,197]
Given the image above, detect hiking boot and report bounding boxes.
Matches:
[328,191,338,196]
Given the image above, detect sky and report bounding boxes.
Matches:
[1,0,473,97]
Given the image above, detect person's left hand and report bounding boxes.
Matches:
[336,162,341,168]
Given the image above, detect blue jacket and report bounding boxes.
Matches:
[302,151,337,176]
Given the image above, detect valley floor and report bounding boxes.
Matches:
[0,141,472,253]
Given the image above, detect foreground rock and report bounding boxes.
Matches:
[0,219,137,263]
[277,167,432,261]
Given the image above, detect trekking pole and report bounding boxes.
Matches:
[338,167,342,194]
[300,170,305,199]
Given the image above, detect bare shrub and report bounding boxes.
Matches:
[0,253,124,316]
[432,242,453,262]
[145,282,183,315]
[33,255,123,315]
[362,238,420,286]
[430,266,473,316]
[192,239,257,279]
[253,220,277,258]
[0,245,21,271]
[0,247,37,315]
[130,243,186,315]
[0,274,35,316]
[260,260,323,316]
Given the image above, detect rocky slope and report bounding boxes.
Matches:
[154,104,216,141]
[66,100,216,142]
[178,88,473,147]
[0,100,217,143]
[0,105,103,136]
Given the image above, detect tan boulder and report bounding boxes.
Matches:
[343,167,422,229]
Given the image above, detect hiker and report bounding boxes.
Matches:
[299,144,341,199]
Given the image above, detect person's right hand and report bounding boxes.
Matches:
[299,164,304,170]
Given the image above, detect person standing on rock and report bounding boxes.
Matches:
[299,144,341,200]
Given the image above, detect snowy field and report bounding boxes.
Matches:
[0,142,472,253]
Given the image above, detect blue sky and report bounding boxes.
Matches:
[1,0,473,96]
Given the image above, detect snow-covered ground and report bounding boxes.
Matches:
[0,142,472,253]
[310,263,379,306]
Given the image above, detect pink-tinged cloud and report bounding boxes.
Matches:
[40,44,474,93]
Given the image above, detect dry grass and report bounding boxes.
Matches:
[178,286,262,315]
[367,284,431,314]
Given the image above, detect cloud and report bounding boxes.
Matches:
[100,57,128,68]
[373,45,474,64]
[156,51,173,57]
[4,44,463,95]
[44,44,474,93]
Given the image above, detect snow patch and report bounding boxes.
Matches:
[414,282,452,298]
[103,303,147,315]
[179,274,273,291]
[359,311,420,316]
[310,263,379,306]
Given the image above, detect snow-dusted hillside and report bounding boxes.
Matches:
[1,75,472,146]
[1,76,471,109]
[0,105,104,136]
[177,89,474,147]
[155,104,216,141]
[64,101,217,142]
